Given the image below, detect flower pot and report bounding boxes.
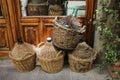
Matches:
[108,66,120,79]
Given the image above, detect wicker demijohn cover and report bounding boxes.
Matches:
[37,39,64,73]
[68,42,97,72]
[9,42,36,72]
[52,15,86,50]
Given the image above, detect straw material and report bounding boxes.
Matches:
[38,42,59,58]
[52,15,85,50]
[27,1,48,16]
[9,42,36,72]
[68,42,97,72]
[37,42,64,73]
[71,42,95,59]
[9,53,36,72]
[38,54,64,73]
[48,5,63,16]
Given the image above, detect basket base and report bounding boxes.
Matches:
[17,66,36,72]
[69,66,91,73]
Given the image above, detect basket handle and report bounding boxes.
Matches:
[53,16,58,23]
[37,42,45,48]
[80,25,86,33]
[56,50,63,57]
[68,15,74,27]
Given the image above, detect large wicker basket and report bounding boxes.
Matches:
[9,42,36,72]
[68,42,97,72]
[9,52,36,72]
[52,17,83,50]
[68,53,97,72]
[37,42,64,73]
[38,53,64,73]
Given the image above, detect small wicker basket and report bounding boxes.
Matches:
[68,42,97,72]
[27,1,48,16]
[48,5,63,16]
[37,41,64,73]
[9,42,36,72]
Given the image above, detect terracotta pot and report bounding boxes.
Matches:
[108,66,120,79]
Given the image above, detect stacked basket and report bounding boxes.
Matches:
[52,15,85,50]
[52,15,97,72]
[9,15,97,73]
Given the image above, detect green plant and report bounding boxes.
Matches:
[94,0,120,66]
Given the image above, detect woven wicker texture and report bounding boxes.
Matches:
[29,0,47,4]
[71,42,95,59]
[27,1,48,16]
[9,42,36,72]
[52,15,85,50]
[10,42,35,59]
[48,5,63,16]
[37,42,64,73]
[10,53,36,72]
[68,42,97,72]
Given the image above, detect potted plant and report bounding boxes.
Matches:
[94,0,120,79]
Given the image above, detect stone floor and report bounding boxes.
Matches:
[0,59,112,80]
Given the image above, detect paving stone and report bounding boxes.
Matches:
[0,60,112,80]
[37,65,71,80]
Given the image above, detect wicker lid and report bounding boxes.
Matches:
[10,42,35,59]
[39,41,60,59]
[72,42,95,59]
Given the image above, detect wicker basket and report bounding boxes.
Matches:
[68,53,97,72]
[9,52,36,72]
[9,42,36,72]
[52,16,84,50]
[68,42,97,72]
[27,1,48,16]
[48,5,64,16]
[37,42,64,73]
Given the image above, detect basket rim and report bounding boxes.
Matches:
[68,50,97,62]
[37,54,64,61]
[9,52,36,61]
[52,42,74,50]
[54,20,81,34]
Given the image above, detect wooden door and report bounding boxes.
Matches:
[14,0,96,47]
[0,0,14,58]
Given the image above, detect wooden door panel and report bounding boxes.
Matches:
[43,24,53,41]
[41,18,54,42]
[0,26,9,49]
[20,25,39,45]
